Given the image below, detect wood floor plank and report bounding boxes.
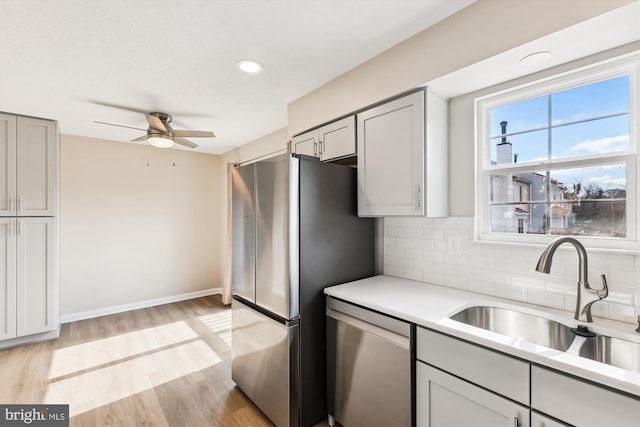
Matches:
[0,295,279,427]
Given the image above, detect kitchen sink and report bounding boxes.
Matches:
[450,305,640,373]
[577,334,640,373]
[450,306,575,351]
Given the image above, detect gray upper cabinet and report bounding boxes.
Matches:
[0,114,57,217]
[357,89,449,217]
[292,116,356,162]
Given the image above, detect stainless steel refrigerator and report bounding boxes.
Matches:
[231,153,374,427]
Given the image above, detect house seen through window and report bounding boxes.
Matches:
[476,57,638,248]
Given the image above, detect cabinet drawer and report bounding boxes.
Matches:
[417,327,529,405]
[531,365,640,427]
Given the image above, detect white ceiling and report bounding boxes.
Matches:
[0,0,474,154]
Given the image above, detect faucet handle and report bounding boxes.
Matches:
[596,274,609,299]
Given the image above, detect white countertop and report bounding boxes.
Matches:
[324,275,640,397]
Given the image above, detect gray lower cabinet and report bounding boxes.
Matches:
[417,363,529,427]
[417,326,640,427]
[416,327,529,427]
[531,365,640,427]
[530,412,569,427]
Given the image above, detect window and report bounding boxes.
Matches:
[475,56,638,250]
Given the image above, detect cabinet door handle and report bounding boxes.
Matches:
[9,198,14,213]
[415,184,422,209]
[17,198,22,213]
[513,417,519,427]
[318,140,323,157]
[9,220,14,236]
[17,220,22,236]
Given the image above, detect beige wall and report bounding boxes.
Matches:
[59,135,222,316]
[287,0,632,136]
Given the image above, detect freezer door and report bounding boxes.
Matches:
[231,298,299,427]
[231,164,256,302]
[255,154,300,319]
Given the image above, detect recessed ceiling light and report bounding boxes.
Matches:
[237,59,264,74]
[520,51,551,66]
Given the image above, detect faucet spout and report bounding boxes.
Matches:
[535,236,608,322]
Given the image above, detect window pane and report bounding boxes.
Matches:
[551,114,629,158]
[490,129,548,164]
[488,164,626,238]
[553,200,626,237]
[489,171,548,234]
[489,203,547,235]
[490,95,547,136]
[551,76,629,124]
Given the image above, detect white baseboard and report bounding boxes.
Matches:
[60,287,222,324]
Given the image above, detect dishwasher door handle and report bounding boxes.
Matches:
[327,309,410,349]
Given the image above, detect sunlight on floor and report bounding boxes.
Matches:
[45,340,221,417]
[48,321,199,379]
[198,310,231,346]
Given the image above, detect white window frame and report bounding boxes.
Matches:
[474,54,639,252]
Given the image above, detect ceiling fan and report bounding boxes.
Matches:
[95,112,215,149]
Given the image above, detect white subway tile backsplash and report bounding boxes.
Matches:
[404,227,424,239]
[413,217,434,228]
[395,237,415,248]
[455,217,474,230]
[481,245,512,259]
[469,255,496,270]
[608,303,639,324]
[512,274,545,291]
[422,271,444,286]
[434,262,457,276]
[415,239,435,251]
[444,254,469,266]
[433,217,456,229]
[383,215,640,324]
[495,284,527,302]
[482,269,511,286]
[403,268,423,282]
[395,217,414,228]
[413,259,435,272]
[404,248,424,260]
[423,250,445,263]
[468,279,496,296]
[527,289,565,310]
[384,264,404,277]
[445,275,469,290]
[609,268,640,288]
[457,265,483,281]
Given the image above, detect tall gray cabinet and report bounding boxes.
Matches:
[0,112,59,347]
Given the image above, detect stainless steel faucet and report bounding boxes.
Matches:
[535,236,608,322]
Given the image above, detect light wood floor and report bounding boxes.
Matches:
[0,295,328,427]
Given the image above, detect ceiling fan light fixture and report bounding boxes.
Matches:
[236,59,264,74]
[148,134,174,148]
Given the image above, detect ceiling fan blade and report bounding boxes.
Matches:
[132,135,148,142]
[174,137,199,149]
[145,113,167,132]
[172,130,215,138]
[88,100,151,114]
[94,121,147,131]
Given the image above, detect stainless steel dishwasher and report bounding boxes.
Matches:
[326,296,413,427]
